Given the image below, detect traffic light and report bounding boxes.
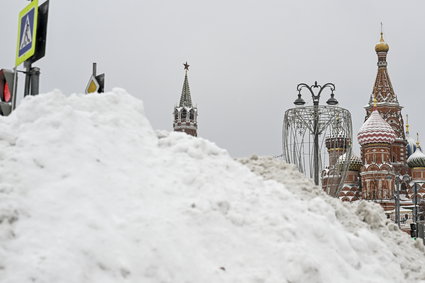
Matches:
[0,69,16,116]
[410,222,417,238]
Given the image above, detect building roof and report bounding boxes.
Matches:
[375,32,389,52]
[336,152,362,171]
[357,109,396,145]
[179,70,193,108]
[407,147,425,168]
[368,32,399,106]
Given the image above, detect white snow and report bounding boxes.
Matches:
[0,89,425,283]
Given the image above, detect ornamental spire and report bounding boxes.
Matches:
[372,94,377,110]
[406,114,410,135]
[179,62,192,107]
[370,28,398,105]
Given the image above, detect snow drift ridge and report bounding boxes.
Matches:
[0,89,424,283]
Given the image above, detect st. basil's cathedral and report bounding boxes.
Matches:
[322,32,425,217]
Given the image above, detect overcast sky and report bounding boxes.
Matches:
[1,0,425,157]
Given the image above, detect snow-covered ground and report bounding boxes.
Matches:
[0,89,424,283]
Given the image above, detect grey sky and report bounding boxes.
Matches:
[1,0,425,157]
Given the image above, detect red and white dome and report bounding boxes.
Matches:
[357,110,396,145]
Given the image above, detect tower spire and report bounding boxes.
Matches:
[179,62,193,107]
[173,62,198,137]
[372,93,377,110]
[406,114,410,135]
[363,27,407,178]
[369,27,398,106]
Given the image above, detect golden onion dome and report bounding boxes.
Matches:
[375,32,389,52]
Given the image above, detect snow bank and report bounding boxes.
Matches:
[0,89,424,283]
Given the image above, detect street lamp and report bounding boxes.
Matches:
[395,174,411,228]
[294,81,338,186]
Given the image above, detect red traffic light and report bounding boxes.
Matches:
[0,69,15,103]
[3,82,11,102]
[0,69,16,116]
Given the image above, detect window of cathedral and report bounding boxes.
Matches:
[181,109,187,120]
[189,109,194,120]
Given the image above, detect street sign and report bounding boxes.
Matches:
[28,0,49,64]
[85,75,100,94]
[16,0,39,66]
[85,63,105,94]
[95,73,105,93]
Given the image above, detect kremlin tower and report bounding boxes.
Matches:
[173,62,198,137]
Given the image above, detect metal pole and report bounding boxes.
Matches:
[415,182,418,223]
[313,102,319,186]
[11,67,18,110]
[395,178,400,228]
[396,181,400,228]
[23,61,31,97]
[30,67,40,96]
[93,62,97,76]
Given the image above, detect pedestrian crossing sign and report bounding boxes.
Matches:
[16,0,39,66]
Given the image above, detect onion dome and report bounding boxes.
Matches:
[357,110,396,145]
[406,137,417,157]
[325,131,351,150]
[407,147,425,168]
[336,153,362,171]
[375,32,389,53]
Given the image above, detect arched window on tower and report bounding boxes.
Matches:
[174,109,179,120]
[181,109,187,120]
[189,109,194,120]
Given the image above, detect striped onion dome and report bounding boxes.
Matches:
[336,153,363,171]
[357,110,396,146]
[407,147,425,168]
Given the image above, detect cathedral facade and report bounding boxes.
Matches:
[323,33,425,213]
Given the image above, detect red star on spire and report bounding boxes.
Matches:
[183,62,190,71]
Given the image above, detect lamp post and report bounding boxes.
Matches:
[294,81,338,186]
[411,181,425,223]
[395,174,411,228]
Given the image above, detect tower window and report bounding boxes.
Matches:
[189,109,194,120]
[181,109,187,120]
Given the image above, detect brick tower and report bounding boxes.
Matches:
[358,100,396,205]
[173,62,198,136]
[363,32,408,176]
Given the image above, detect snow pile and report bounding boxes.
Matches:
[0,89,424,283]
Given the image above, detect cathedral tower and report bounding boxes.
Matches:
[363,32,408,175]
[173,62,198,137]
[358,100,396,204]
